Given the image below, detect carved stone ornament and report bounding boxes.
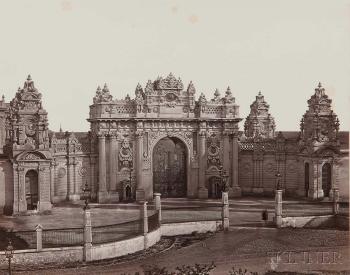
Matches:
[119,139,133,169]
[207,135,221,168]
[23,153,42,160]
[78,166,87,176]
[155,73,184,90]
[93,84,113,104]
[58,167,66,178]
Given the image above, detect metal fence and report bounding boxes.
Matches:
[148,211,160,232]
[10,230,37,249]
[42,227,84,248]
[338,202,349,216]
[92,219,142,244]
[161,204,222,224]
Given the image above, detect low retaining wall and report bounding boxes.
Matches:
[281,215,336,228]
[0,220,220,268]
[0,246,83,267]
[161,220,221,236]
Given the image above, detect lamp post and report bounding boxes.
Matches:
[222,170,229,192]
[82,181,91,210]
[275,172,282,191]
[5,239,13,275]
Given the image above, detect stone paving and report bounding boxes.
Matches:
[5,228,350,275]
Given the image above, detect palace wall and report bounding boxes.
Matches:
[0,74,348,214]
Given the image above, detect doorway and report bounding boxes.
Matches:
[25,170,39,210]
[322,163,332,197]
[208,176,222,199]
[304,163,309,197]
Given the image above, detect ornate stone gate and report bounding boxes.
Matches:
[88,73,242,202]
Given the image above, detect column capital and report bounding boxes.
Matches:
[109,132,117,139]
[135,130,143,139]
[199,130,207,138]
[97,132,106,139]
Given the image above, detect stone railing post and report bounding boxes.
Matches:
[275,190,283,228]
[141,201,148,249]
[83,208,92,262]
[154,193,162,224]
[35,224,43,251]
[221,192,229,231]
[333,188,339,215]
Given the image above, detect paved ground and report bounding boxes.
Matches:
[5,228,350,275]
[0,197,345,231]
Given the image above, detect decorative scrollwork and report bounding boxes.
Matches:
[119,139,133,170]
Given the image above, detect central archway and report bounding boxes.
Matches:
[152,137,187,197]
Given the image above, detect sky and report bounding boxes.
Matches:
[0,0,349,132]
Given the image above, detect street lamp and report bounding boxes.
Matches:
[82,181,91,210]
[5,239,13,275]
[275,172,282,190]
[219,165,229,193]
[222,170,229,192]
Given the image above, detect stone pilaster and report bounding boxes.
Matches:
[230,133,241,197]
[309,160,323,199]
[13,165,26,213]
[109,133,119,202]
[198,130,208,198]
[37,166,52,211]
[49,162,55,203]
[275,190,283,228]
[221,191,229,231]
[98,133,108,203]
[135,131,145,201]
[90,156,96,200]
[83,209,92,262]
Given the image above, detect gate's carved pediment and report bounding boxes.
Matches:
[16,151,48,161]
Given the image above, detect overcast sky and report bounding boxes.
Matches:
[0,0,349,132]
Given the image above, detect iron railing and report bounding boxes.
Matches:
[42,227,84,248]
[92,219,142,244]
[148,211,160,232]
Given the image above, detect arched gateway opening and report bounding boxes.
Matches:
[152,137,187,197]
[25,170,38,210]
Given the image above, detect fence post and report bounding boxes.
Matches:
[221,191,229,231]
[35,224,43,251]
[83,208,93,262]
[275,190,283,228]
[154,193,162,224]
[333,188,339,215]
[141,201,148,249]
